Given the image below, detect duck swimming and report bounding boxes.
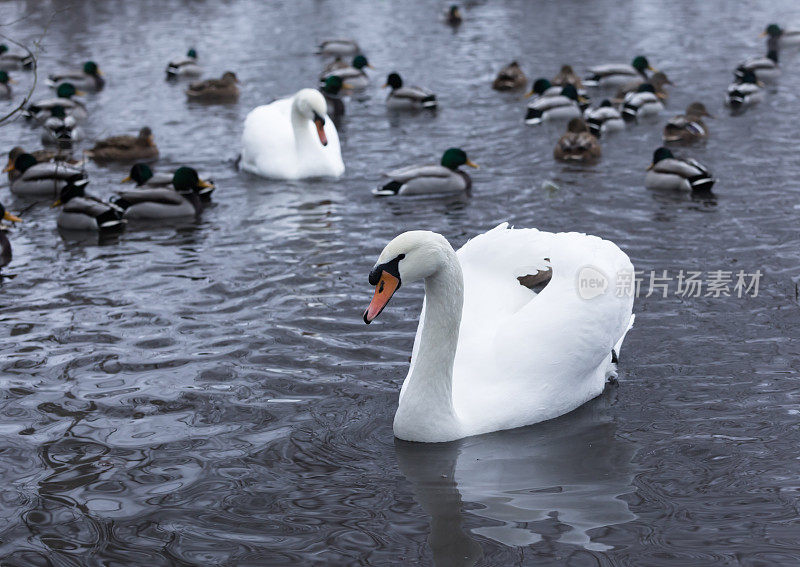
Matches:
[583,99,624,138]
[525,84,584,125]
[551,64,583,88]
[41,105,82,147]
[319,76,347,124]
[241,88,344,179]
[320,55,371,90]
[0,44,33,70]
[166,48,202,79]
[620,83,664,121]
[5,152,86,197]
[662,102,712,144]
[374,148,477,196]
[726,70,763,110]
[86,127,159,162]
[554,118,601,162]
[317,39,360,58]
[492,61,527,91]
[186,71,240,103]
[363,223,635,442]
[53,178,126,232]
[48,61,104,91]
[113,166,212,220]
[735,36,780,83]
[584,56,655,89]
[762,23,800,49]
[24,83,88,122]
[645,147,715,191]
[383,73,437,110]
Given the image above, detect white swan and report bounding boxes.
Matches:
[240,88,344,180]
[364,223,635,443]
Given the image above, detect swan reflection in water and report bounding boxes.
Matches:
[395,391,636,564]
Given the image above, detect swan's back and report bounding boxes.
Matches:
[241,97,295,177]
[450,224,634,435]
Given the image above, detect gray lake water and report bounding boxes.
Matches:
[1,0,800,565]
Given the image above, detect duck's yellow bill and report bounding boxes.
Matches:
[199,179,214,189]
[121,175,132,183]
[466,159,479,169]
[648,66,658,72]
[75,90,86,96]
[3,160,13,173]
[524,90,535,98]
[343,82,354,89]
[3,211,21,222]
[51,199,61,208]
[363,272,400,324]
[646,163,654,171]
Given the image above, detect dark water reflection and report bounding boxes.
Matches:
[1,0,800,565]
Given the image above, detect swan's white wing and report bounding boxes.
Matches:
[241,97,296,178]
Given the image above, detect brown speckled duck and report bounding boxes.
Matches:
[492,61,527,91]
[554,118,601,162]
[86,127,159,162]
[186,72,240,103]
[662,102,713,144]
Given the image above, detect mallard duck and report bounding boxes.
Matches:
[24,83,88,122]
[662,102,712,143]
[492,61,527,91]
[0,70,14,98]
[621,83,664,121]
[241,89,344,179]
[0,44,33,70]
[551,64,583,88]
[553,118,601,162]
[6,147,78,171]
[583,100,624,138]
[321,57,350,76]
[614,71,672,101]
[726,70,763,110]
[0,201,21,270]
[524,78,562,100]
[763,23,800,49]
[645,147,715,191]
[86,127,159,162]
[525,84,584,125]
[166,48,202,79]
[584,56,655,88]
[41,105,82,147]
[319,76,347,124]
[446,5,463,25]
[374,148,477,197]
[320,55,371,90]
[53,178,126,232]
[186,72,240,103]
[317,39,360,58]
[112,166,212,219]
[122,163,215,203]
[48,61,104,92]
[5,152,86,197]
[383,73,437,110]
[735,37,780,83]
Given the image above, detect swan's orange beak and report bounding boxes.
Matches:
[364,271,400,324]
[314,117,328,146]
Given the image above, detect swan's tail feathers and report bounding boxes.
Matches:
[372,180,402,196]
[613,313,636,362]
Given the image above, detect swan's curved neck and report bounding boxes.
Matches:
[291,100,313,149]
[394,247,464,441]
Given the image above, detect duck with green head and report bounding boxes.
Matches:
[584,55,656,88]
[736,35,781,83]
[614,71,673,102]
[319,75,347,124]
[762,23,800,49]
[383,72,437,110]
[320,54,372,90]
[48,61,104,91]
[525,84,585,125]
[374,148,477,196]
[4,151,86,197]
[663,102,713,144]
[0,70,15,98]
[167,48,202,79]
[53,178,126,233]
[24,82,88,122]
[726,69,763,110]
[113,166,213,219]
[524,78,562,100]
[122,163,215,203]
[446,5,462,25]
[645,147,715,192]
[0,43,33,70]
